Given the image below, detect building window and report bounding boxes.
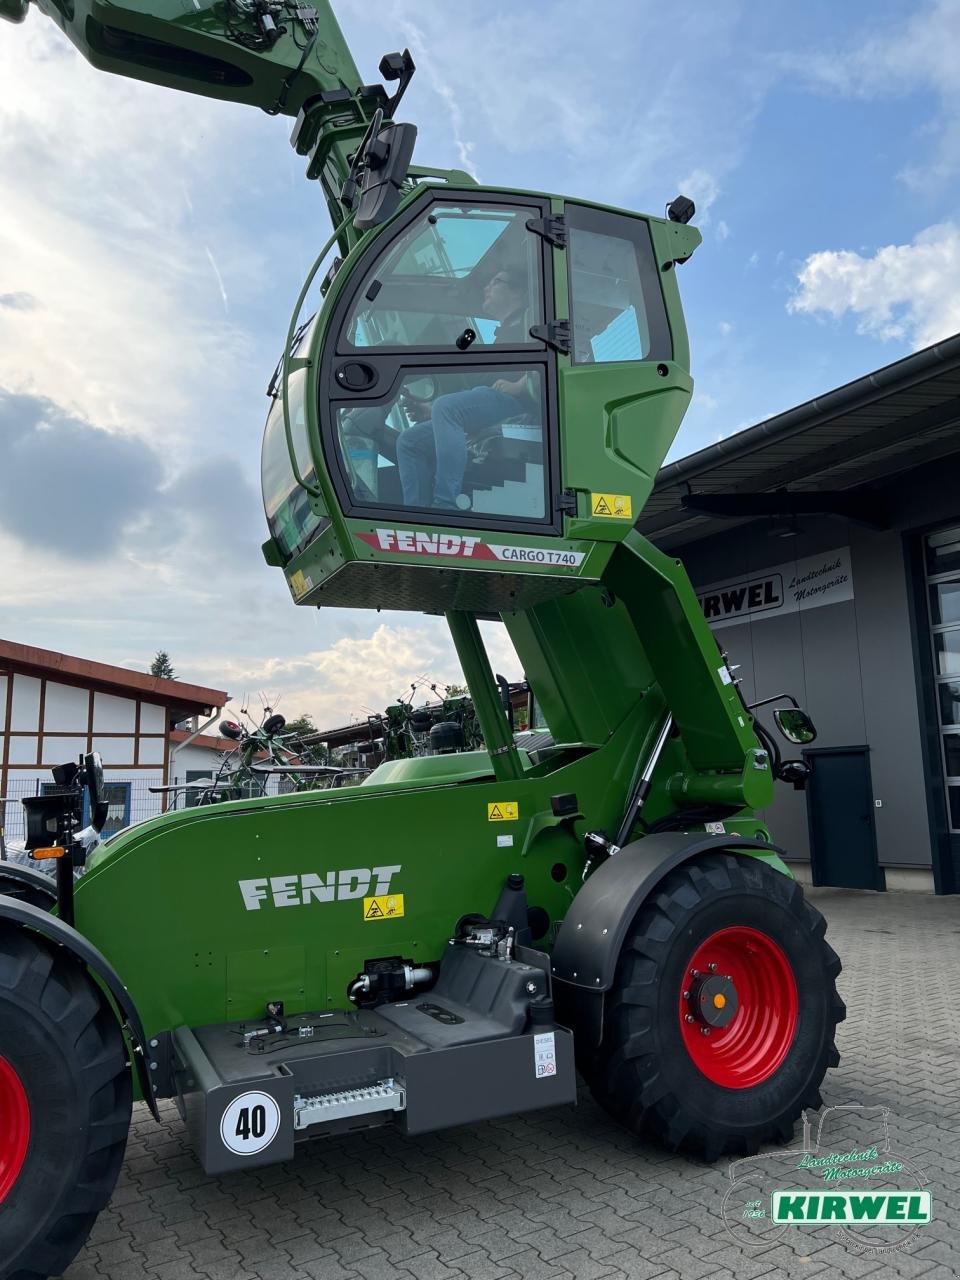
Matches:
[924,525,960,831]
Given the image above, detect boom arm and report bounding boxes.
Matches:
[1,0,412,238]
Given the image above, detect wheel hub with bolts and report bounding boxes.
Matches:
[685,970,739,1030]
[678,926,799,1089]
[0,1054,30,1204]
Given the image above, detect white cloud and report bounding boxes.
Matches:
[785,0,960,187]
[787,221,960,350]
[716,219,731,241]
[337,0,773,213]
[181,619,522,727]
[0,24,277,449]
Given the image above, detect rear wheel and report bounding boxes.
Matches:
[586,852,844,1160]
[0,866,57,910]
[0,928,132,1280]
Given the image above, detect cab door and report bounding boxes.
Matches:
[319,192,561,532]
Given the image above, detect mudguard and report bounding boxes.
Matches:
[552,833,788,992]
[0,894,159,1119]
[0,861,58,907]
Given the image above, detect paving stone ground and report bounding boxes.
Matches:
[65,888,960,1280]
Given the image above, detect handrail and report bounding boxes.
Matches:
[281,212,354,497]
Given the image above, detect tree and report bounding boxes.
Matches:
[150,650,176,680]
[444,683,469,698]
[283,713,317,740]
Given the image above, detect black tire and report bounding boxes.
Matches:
[585,852,844,1161]
[0,928,132,1280]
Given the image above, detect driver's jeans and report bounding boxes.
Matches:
[397,386,529,510]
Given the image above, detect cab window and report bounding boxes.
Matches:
[342,204,544,349]
[335,367,547,520]
[566,205,670,364]
[261,368,326,558]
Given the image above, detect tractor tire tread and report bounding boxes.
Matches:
[0,927,131,1280]
[586,852,843,1161]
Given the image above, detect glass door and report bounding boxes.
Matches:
[321,194,559,530]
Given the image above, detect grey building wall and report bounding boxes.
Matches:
[674,454,960,879]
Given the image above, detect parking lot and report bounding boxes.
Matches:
[66,888,960,1280]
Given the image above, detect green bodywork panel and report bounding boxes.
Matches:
[362,750,531,787]
[77,717,781,1052]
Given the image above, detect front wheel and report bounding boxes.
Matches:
[0,928,132,1280]
[586,852,844,1160]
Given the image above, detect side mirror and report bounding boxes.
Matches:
[83,751,109,831]
[354,121,418,231]
[773,707,817,745]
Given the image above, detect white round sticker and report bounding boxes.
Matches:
[220,1091,281,1156]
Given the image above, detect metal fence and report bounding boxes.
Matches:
[1,777,164,849]
[0,772,289,851]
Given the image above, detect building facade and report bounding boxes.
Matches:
[0,640,227,845]
[640,334,960,894]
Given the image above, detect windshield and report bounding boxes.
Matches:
[341,203,543,349]
[261,368,326,559]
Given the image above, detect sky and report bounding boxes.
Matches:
[1,0,959,727]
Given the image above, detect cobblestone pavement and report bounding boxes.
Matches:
[65,888,960,1280]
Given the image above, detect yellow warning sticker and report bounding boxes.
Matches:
[363,893,405,921]
[290,569,309,599]
[591,492,632,519]
[487,801,519,822]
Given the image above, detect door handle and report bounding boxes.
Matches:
[334,362,378,391]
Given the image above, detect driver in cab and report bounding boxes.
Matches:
[396,267,536,510]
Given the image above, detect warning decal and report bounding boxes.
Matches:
[487,801,519,822]
[590,493,632,519]
[534,1031,557,1078]
[290,569,311,599]
[363,893,405,920]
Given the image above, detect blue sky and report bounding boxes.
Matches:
[1,0,958,723]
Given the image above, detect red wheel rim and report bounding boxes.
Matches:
[0,1055,30,1203]
[678,926,798,1088]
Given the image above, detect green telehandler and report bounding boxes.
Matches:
[0,2,844,1276]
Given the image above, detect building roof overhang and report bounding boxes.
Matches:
[639,333,960,549]
[0,639,228,718]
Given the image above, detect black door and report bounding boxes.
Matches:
[805,746,884,890]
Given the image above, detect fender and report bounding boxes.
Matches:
[553,833,787,992]
[0,894,159,1120]
[0,861,58,908]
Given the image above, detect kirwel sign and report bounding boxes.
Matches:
[697,547,854,631]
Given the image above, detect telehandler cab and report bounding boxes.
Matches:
[0,2,844,1276]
